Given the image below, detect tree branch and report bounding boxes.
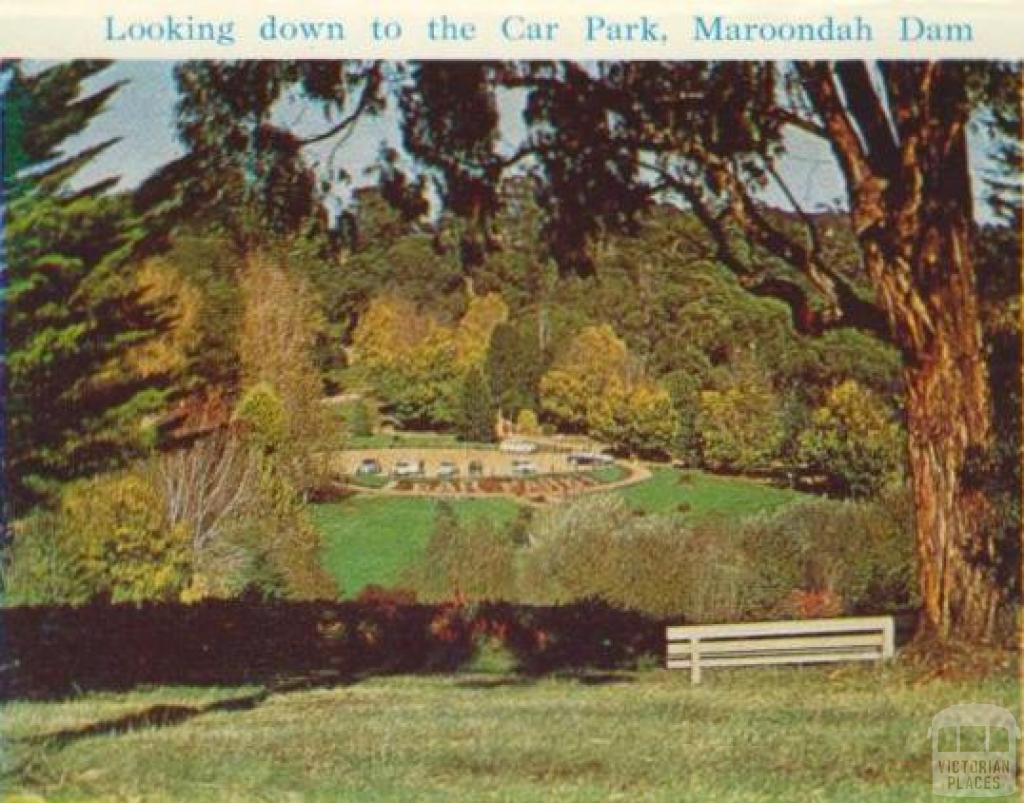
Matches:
[833,62,900,177]
[297,65,383,148]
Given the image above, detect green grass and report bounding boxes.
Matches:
[314,496,521,596]
[589,464,630,484]
[345,432,498,450]
[616,468,803,519]
[2,664,1016,802]
[347,473,390,489]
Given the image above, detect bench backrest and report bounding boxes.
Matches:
[666,616,895,684]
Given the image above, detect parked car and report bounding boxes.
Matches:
[500,439,538,454]
[436,461,459,479]
[355,458,382,475]
[468,460,484,478]
[393,460,423,477]
[511,459,538,475]
[567,451,614,467]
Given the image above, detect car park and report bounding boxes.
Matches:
[500,439,538,454]
[393,460,424,477]
[566,451,614,466]
[356,458,382,475]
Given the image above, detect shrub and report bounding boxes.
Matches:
[796,379,905,498]
[520,495,754,621]
[53,473,189,603]
[347,399,377,438]
[515,408,541,436]
[234,383,288,450]
[697,362,786,471]
[3,513,87,605]
[739,489,917,616]
[405,504,518,602]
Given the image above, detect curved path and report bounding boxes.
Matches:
[331,457,653,506]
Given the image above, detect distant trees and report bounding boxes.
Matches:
[540,325,632,430]
[485,322,544,419]
[456,368,496,443]
[238,253,337,491]
[797,380,904,498]
[587,380,677,458]
[697,362,787,472]
[351,293,507,430]
[538,324,676,455]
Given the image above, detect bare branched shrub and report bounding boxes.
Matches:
[155,431,259,560]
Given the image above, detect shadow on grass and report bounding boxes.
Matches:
[22,690,270,750]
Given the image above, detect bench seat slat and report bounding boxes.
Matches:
[666,633,882,656]
[666,616,891,641]
[667,650,883,670]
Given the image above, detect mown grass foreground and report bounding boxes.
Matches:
[1,663,1016,802]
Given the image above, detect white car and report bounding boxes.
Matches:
[500,440,538,454]
[436,461,459,479]
[392,460,423,477]
[567,451,615,467]
[511,459,538,475]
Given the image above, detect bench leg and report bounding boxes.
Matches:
[691,639,701,685]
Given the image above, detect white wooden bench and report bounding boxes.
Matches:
[666,616,895,684]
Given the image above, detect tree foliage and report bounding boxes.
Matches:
[587,379,677,457]
[456,367,496,443]
[485,320,545,418]
[3,61,172,510]
[797,380,905,498]
[539,325,632,430]
[697,361,786,471]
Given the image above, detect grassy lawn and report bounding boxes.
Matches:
[616,467,803,519]
[2,664,1015,802]
[589,464,630,484]
[314,496,521,597]
[347,473,390,489]
[345,432,497,451]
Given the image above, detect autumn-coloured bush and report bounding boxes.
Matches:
[779,589,845,619]
[796,379,905,498]
[697,361,786,471]
[7,473,192,605]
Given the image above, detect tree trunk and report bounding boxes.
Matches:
[864,170,1000,642]
[903,276,1000,642]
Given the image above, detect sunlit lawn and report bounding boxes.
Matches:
[314,496,520,597]
[1,663,1015,802]
[616,468,803,519]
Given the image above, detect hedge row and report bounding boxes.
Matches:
[0,596,663,700]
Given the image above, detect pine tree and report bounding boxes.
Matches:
[456,368,495,443]
[2,61,170,509]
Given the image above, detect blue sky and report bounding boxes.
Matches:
[65,61,999,220]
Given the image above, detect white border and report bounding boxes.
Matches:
[0,0,1021,59]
